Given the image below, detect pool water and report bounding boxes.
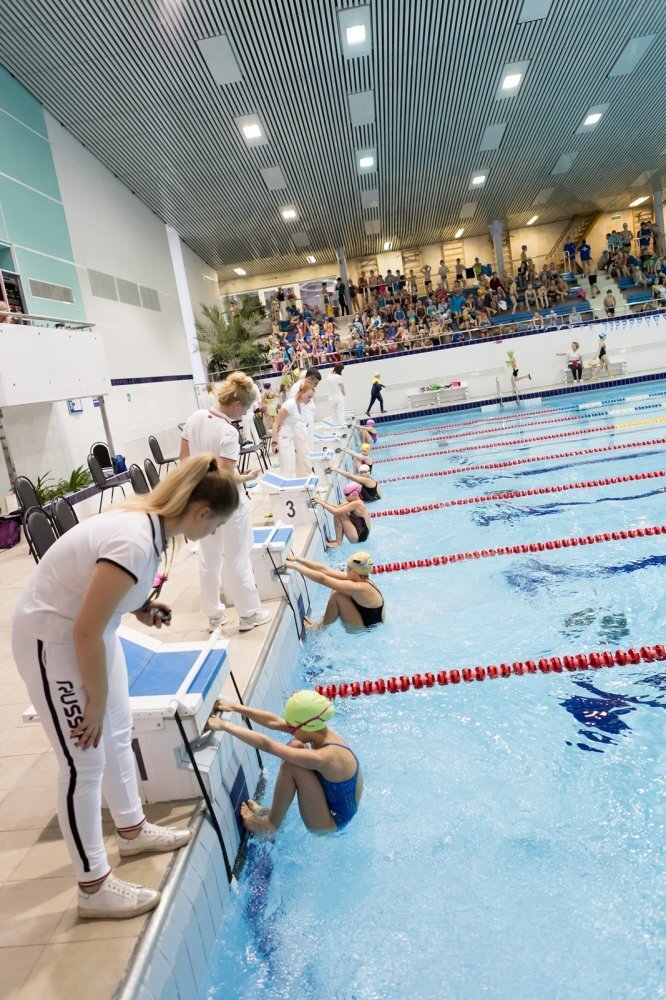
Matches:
[202,383,666,1000]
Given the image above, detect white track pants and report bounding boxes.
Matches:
[198,498,261,618]
[278,433,296,479]
[294,424,312,476]
[11,628,144,884]
[331,397,345,425]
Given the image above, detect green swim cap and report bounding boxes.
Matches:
[284,690,334,732]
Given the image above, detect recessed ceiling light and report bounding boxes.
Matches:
[306,255,316,264]
[471,173,487,186]
[551,151,578,175]
[629,196,649,207]
[233,267,246,276]
[527,215,539,225]
[518,0,553,23]
[609,35,655,77]
[281,207,298,220]
[359,155,374,169]
[583,112,603,126]
[502,73,522,91]
[346,24,366,44]
[455,228,465,239]
[242,123,262,140]
[383,241,393,251]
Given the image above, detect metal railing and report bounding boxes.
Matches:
[0,311,95,331]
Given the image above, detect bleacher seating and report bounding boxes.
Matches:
[626,290,652,306]
[560,360,627,384]
[406,384,469,408]
[490,301,593,326]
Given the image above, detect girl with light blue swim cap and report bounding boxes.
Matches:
[208,690,362,836]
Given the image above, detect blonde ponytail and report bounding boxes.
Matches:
[217,371,257,408]
[122,454,239,519]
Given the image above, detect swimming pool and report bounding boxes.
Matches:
[201,382,665,1000]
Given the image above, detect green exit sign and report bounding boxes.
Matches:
[612,215,621,220]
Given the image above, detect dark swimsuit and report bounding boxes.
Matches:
[316,743,361,829]
[360,481,380,502]
[349,510,370,543]
[349,581,384,627]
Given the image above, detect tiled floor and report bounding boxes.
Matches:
[0,483,307,1000]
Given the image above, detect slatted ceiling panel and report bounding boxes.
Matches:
[1,1,663,279]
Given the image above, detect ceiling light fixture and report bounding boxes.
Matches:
[383,241,393,251]
[233,267,246,276]
[242,123,262,140]
[346,24,366,44]
[455,228,465,239]
[306,255,316,264]
[359,155,374,169]
[629,196,649,207]
[583,112,603,126]
[502,73,522,91]
[281,207,298,220]
[471,173,487,186]
[527,215,539,225]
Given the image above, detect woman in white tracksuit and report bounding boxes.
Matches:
[11,456,239,920]
[289,368,322,473]
[180,372,274,633]
[326,362,346,425]
[271,383,315,478]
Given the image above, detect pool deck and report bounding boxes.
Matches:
[1,372,663,999]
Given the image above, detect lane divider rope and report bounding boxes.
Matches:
[376,390,666,439]
[374,417,666,464]
[372,404,666,450]
[382,437,666,483]
[315,645,666,699]
[369,470,666,518]
[370,524,665,575]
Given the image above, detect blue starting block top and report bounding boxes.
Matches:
[121,633,226,700]
[261,472,317,490]
[251,526,293,547]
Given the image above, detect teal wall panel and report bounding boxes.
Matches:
[14,248,85,321]
[0,66,86,322]
[0,67,47,136]
[0,175,74,260]
[0,113,62,200]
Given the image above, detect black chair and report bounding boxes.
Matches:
[129,463,150,494]
[149,435,178,475]
[91,441,114,478]
[233,422,268,474]
[144,458,160,490]
[87,453,126,513]
[23,506,58,562]
[15,475,40,511]
[253,414,272,466]
[52,495,78,535]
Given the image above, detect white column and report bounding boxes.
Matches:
[165,224,208,384]
[336,246,350,287]
[489,220,505,275]
[651,182,664,254]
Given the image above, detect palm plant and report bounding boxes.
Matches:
[195,296,270,377]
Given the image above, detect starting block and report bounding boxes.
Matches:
[250,525,311,614]
[308,447,334,482]
[259,472,319,526]
[121,626,229,803]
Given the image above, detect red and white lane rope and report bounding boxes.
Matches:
[371,405,666,451]
[371,524,665,575]
[369,470,666,518]
[374,417,666,464]
[315,644,666,699]
[382,437,666,483]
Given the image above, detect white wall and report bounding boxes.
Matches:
[291,313,666,418]
[3,397,107,485]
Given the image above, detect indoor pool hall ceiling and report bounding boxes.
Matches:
[2,0,664,278]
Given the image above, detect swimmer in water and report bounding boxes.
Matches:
[351,419,378,446]
[342,442,373,474]
[331,463,381,502]
[312,484,371,546]
[207,690,363,836]
[286,550,385,630]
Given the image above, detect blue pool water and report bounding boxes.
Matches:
[202,383,666,1000]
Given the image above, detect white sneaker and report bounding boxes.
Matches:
[78,873,160,920]
[117,821,192,857]
[207,612,228,632]
[238,609,273,633]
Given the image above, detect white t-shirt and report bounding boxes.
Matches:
[13,511,164,643]
[327,372,344,399]
[288,380,316,427]
[182,408,244,498]
[279,397,306,437]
